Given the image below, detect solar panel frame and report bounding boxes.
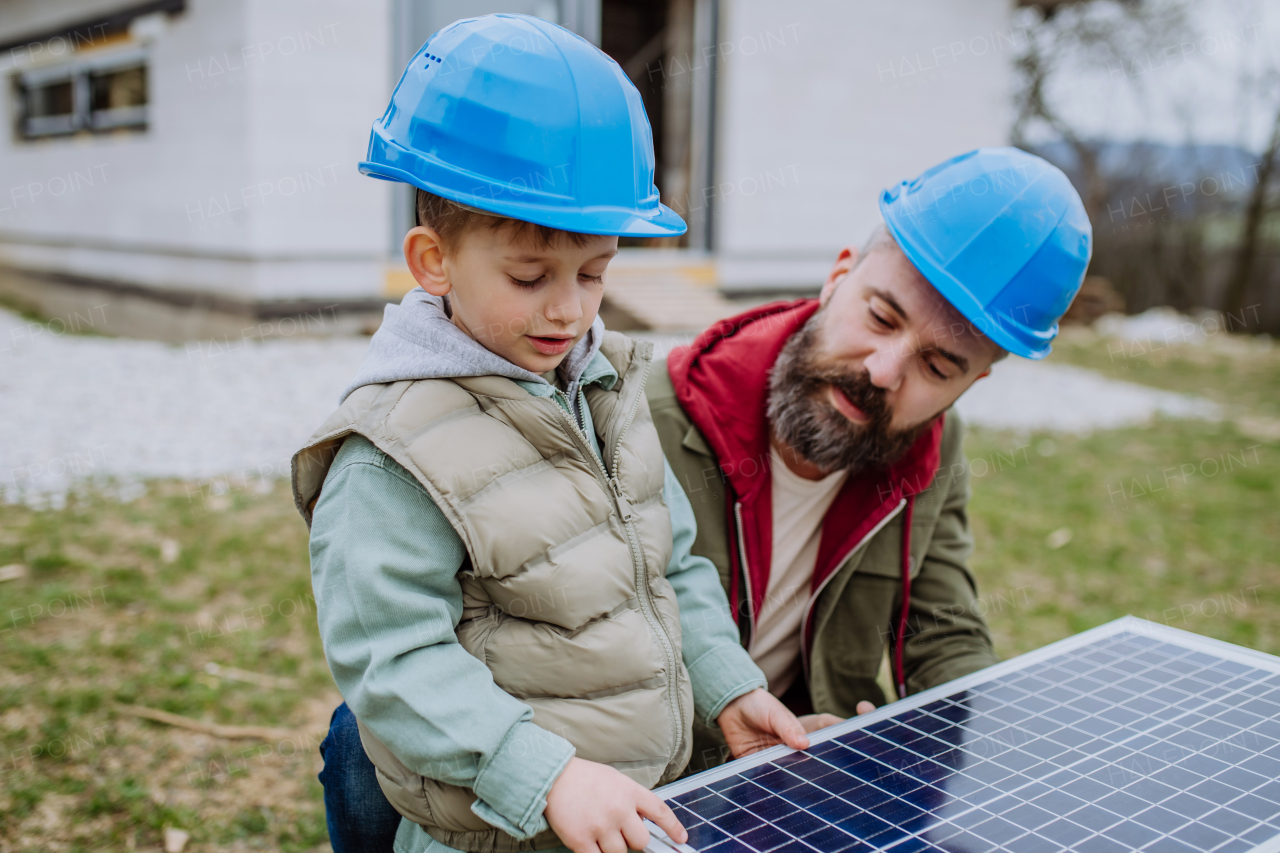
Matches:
[644,616,1280,853]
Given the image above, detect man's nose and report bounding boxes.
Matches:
[863,344,909,393]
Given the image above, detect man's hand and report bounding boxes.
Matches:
[545,757,686,853]
[797,701,875,734]
[797,713,843,733]
[716,688,810,758]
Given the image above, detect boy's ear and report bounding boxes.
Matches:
[404,226,450,296]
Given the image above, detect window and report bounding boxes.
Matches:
[88,63,147,130]
[19,69,81,137]
[15,50,148,139]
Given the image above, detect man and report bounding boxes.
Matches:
[317,147,1093,850]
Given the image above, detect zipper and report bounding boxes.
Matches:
[609,355,686,763]
[549,353,685,764]
[733,501,756,649]
[553,386,604,466]
[798,497,907,683]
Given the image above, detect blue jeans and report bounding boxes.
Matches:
[318,702,402,853]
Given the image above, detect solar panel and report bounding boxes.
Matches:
[645,617,1280,853]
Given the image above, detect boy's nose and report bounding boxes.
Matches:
[543,279,584,326]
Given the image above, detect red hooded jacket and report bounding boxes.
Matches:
[668,299,945,696]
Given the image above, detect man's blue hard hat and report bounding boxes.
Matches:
[879,147,1092,359]
[360,14,686,238]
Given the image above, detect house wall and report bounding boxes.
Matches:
[0,0,393,307]
[714,0,1016,291]
[0,0,1018,329]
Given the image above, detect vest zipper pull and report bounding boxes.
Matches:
[610,476,635,522]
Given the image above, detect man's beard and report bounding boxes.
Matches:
[766,311,935,475]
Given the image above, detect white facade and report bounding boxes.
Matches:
[0,0,393,308]
[714,0,1015,290]
[0,0,1016,327]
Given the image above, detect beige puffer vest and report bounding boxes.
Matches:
[292,334,693,852]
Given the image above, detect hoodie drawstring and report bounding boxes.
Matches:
[894,496,916,700]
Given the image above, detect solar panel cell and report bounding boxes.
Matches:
[1143,834,1200,852]
[1100,819,1161,848]
[738,822,793,851]
[710,808,766,836]
[800,825,859,851]
[1072,835,1127,853]
[685,821,729,849]
[702,839,751,853]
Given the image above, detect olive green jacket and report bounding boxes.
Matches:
[645,362,998,771]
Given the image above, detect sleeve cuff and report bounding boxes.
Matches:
[470,721,576,839]
[687,642,768,725]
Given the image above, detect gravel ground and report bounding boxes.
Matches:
[1,309,368,507]
[0,312,1219,506]
[952,357,1220,434]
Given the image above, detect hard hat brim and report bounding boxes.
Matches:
[360,162,688,239]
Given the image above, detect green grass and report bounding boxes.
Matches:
[965,416,1280,659]
[0,331,1276,850]
[0,481,332,852]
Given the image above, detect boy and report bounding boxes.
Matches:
[291,15,810,853]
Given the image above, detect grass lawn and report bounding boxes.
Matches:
[0,331,1276,851]
[970,326,1280,656]
[0,482,333,852]
[966,418,1278,658]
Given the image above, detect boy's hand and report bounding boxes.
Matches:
[545,757,686,853]
[716,688,810,759]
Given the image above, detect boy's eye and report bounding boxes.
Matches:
[510,275,544,288]
[579,273,604,284]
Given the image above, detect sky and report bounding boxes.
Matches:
[1021,0,1280,154]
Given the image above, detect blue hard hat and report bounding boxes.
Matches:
[360,14,685,238]
[879,147,1092,359]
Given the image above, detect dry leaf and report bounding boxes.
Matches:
[0,564,28,582]
[163,827,189,853]
[1046,527,1073,550]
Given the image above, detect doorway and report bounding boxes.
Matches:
[387,0,717,253]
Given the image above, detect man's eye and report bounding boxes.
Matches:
[871,310,892,328]
[925,357,948,380]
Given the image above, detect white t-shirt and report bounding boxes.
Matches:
[750,444,848,697]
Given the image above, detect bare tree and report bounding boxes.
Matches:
[1220,36,1280,318]
[1011,0,1192,223]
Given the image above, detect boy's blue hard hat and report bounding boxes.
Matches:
[360,14,686,238]
[879,147,1092,359]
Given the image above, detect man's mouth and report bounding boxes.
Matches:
[527,335,574,355]
[827,384,870,425]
